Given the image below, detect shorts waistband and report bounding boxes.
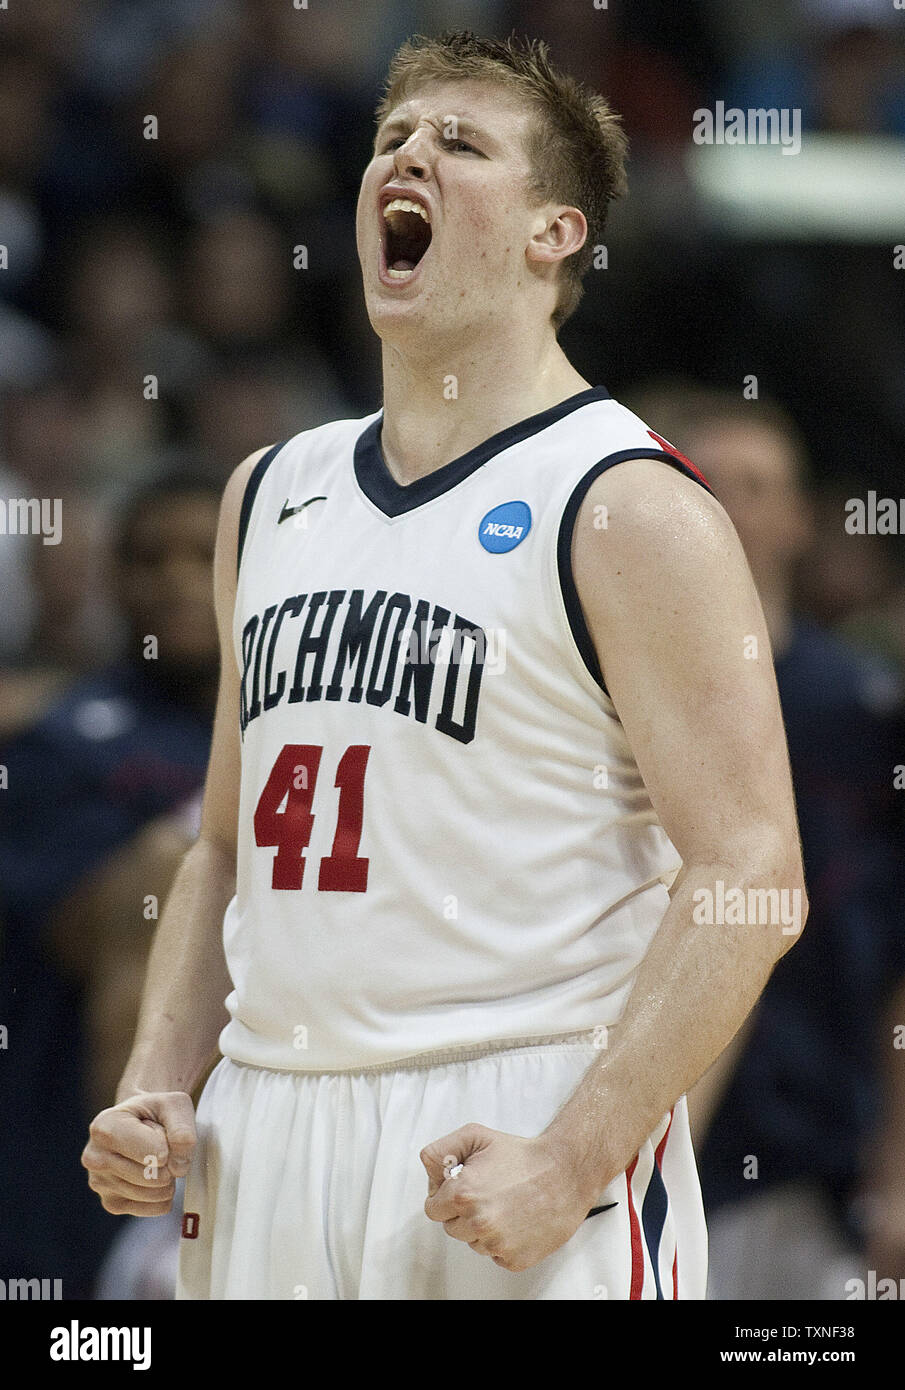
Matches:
[224,1028,601,1078]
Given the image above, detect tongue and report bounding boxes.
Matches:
[391,259,416,272]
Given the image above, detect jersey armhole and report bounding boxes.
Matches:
[236,440,289,577]
[556,448,717,698]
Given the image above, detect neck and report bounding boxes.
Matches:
[378,320,590,485]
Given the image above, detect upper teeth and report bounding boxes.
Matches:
[383,197,430,223]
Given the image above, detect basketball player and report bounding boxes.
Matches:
[82,33,807,1299]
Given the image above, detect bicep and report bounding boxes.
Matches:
[572,458,801,869]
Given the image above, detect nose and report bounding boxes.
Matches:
[393,130,430,180]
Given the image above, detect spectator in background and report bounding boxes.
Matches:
[124,28,247,232]
[0,471,220,1297]
[0,51,59,388]
[186,352,353,475]
[628,384,905,1298]
[0,387,116,735]
[60,219,198,487]
[796,481,905,678]
[508,0,717,153]
[717,0,905,137]
[181,210,294,355]
[0,383,122,679]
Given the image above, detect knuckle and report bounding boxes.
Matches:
[89,1114,113,1143]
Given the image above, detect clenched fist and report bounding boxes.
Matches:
[82,1091,196,1216]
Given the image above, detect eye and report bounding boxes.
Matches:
[380,136,406,153]
[444,138,478,154]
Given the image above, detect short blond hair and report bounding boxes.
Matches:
[375,30,628,331]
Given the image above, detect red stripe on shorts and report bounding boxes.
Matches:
[625,1155,644,1299]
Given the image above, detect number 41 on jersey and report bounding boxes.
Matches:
[253,744,370,892]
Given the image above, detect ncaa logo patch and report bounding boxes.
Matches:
[478,500,532,553]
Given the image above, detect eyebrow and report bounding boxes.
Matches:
[374,114,499,152]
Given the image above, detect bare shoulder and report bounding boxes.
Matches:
[578,456,733,551]
[570,457,799,868]
[572,456,749,613]
[571,454,769,713]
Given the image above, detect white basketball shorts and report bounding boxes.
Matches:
[176,1033,707,1300]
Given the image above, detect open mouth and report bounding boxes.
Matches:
[381,198,432,280]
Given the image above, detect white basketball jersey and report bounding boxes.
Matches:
[218,385,715,1071]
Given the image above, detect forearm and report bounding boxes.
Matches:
[544,846,806,1203]
[115,836,236,1102]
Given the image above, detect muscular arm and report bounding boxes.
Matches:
[543,457,807,1202]
[422,457,807,1270]
[82,447,269,1214]
[115,448,266,1101]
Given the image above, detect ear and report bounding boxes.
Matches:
[526,206,587,269]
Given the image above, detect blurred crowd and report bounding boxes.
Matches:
[0,0,903,1300]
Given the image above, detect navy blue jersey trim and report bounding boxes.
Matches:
[237,440,289,577]
[557,449,717,698]
[354,386,612,519]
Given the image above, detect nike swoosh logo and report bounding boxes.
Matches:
[278,496,327,524]
[585,1202,618,1220]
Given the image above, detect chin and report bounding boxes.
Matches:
[366,294,431,339]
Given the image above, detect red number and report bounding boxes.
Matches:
[253,744,322,889]
[254,743,370,892]
[318,744,370,892]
